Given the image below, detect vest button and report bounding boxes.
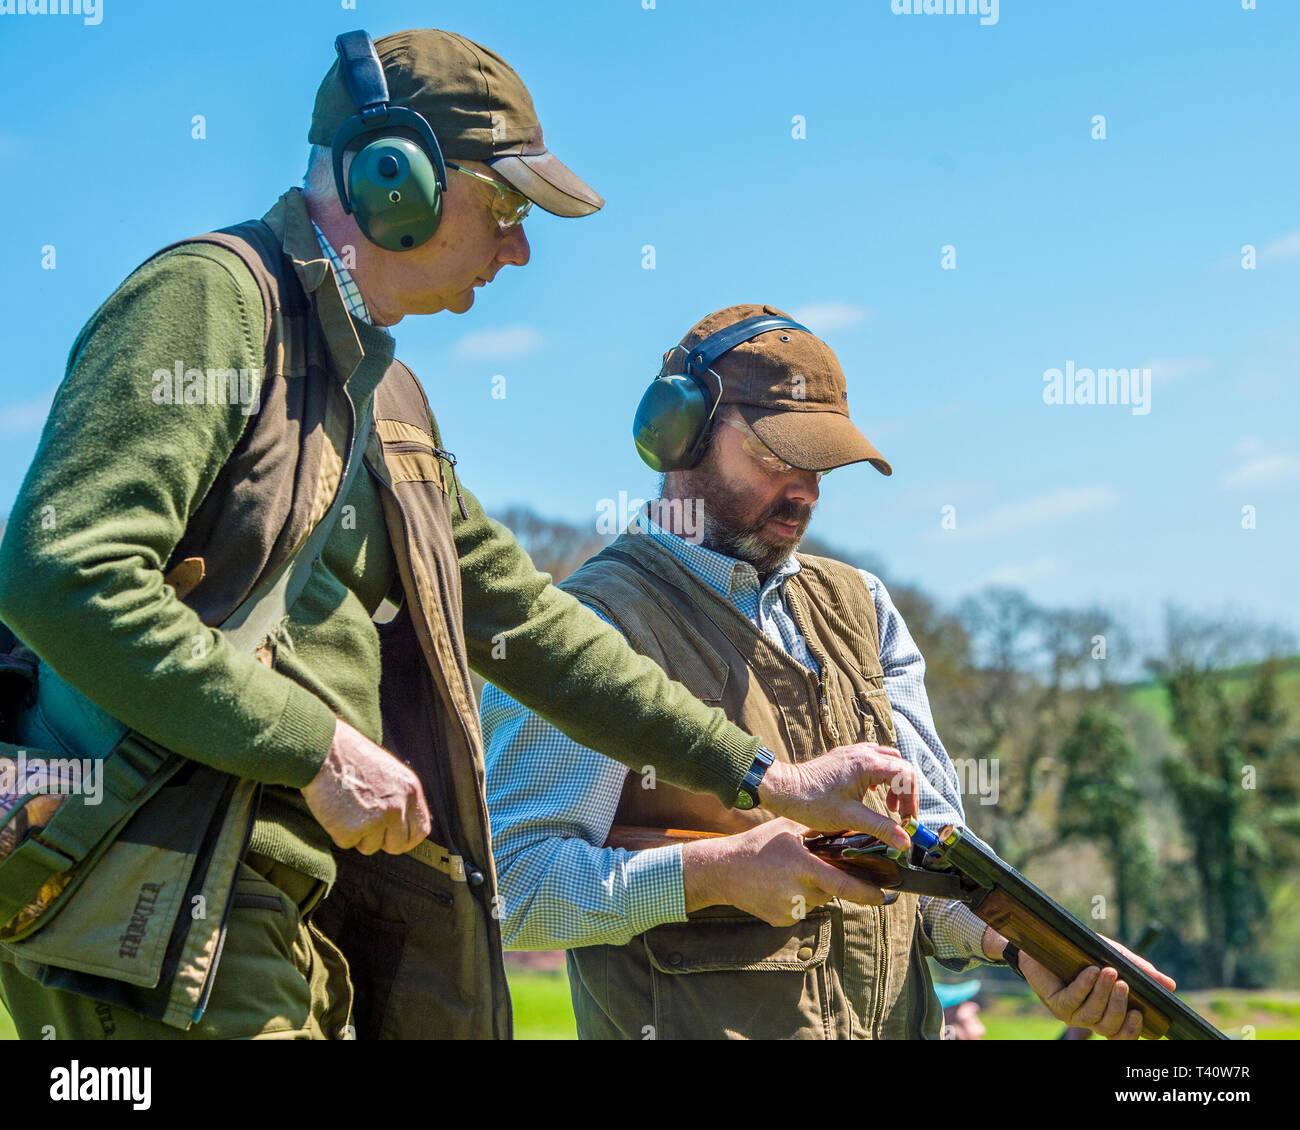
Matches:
[797,945,814,961]
[466,867,485,887]
[668,953,683,967]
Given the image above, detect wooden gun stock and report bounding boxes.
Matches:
[606,825,961,897]
[605,826,725,852]
[605,821,1227,1041]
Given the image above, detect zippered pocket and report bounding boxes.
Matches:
[379,439,446,492]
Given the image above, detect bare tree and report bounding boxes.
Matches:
[494,506,612,584]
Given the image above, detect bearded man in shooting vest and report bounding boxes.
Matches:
[481,305,1171,1040]
[0,36,912,1041]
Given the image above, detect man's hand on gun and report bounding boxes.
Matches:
[682,743,917,925]
[759,741,918,851]
[982,927,1178,1040]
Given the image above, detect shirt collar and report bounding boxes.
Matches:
[633,502,802,601]
[312,220,386,334]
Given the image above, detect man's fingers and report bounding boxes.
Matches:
[354,827,386,856]
[839,804,910,851]
[856,745,918,819]
[1054,965,1100,1018]
[861,743,902,759]
[402,785,432,851]
[1031,954,1152,1039]
[809,855,886,906]
[854,756,912,791]
[1116,1009,1143,1040]
[1095,978,1131,1038]
[414,793,432,840]
[382,810,413,855]
[330,826,363,851]
[870,758,918,821]
[891,769,919,821]
[1071,967,1118,1028]
[1101,937,1177,990]
[1140,963,1175,991]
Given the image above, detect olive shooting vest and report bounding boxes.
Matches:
[560,531,942,1040]
[1,189,511,1039]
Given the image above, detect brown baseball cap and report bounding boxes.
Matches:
[680,303,892,475]
[309,29,604,218]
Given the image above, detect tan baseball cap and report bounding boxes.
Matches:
[679,304,892,475]
[309,29,604,218]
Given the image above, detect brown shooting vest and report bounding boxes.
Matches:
[161,189,510,1039]
[561,531,941,1040]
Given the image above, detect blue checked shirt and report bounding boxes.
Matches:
[481,506,992,971]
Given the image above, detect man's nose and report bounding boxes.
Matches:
[785,470,820,504]
[498,224,530,267]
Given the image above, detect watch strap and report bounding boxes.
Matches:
[1002,942,1028,980]
[734,745,775,810]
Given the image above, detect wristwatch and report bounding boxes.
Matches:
[734,745,775,810]
[1002,942,1027,981]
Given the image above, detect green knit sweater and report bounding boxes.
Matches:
[0,240,758,884]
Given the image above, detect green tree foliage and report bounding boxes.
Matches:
[1056,707,1156,942]
[1158,635,1300,987]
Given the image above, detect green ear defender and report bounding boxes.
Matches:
[632,365,721,473]
[344,135,444,251]
[633,315,810,472]
[330,31,448,252]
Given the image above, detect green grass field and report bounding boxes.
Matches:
[509,970,579,1040]
[1125,656,1300,730]
[3,977,1296,1039]
[504,971,1300,1041]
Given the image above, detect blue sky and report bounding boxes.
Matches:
[1,0,1296,655]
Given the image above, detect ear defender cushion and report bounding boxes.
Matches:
[633,376,714,472]
[347,136,444,251]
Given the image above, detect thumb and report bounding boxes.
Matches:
[807,853,887,907]
[835,803,910,851]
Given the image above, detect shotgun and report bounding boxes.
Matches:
[606,817,1226,1041]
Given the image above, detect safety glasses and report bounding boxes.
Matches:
[722,416,825,481]
[445,162,533,232]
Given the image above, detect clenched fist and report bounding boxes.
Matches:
[301,718,432,855]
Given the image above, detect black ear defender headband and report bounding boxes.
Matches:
[330,30,448,251]
[632,315,811,472]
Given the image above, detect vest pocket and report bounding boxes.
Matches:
[642,911,834,1039]
[2,833,193,985]
[316,846,488,1040]
[316,894,408,1041]
[854,688,896,745]
[0,766,257,1031]
[375,419,446,492]
[641,617,730,705]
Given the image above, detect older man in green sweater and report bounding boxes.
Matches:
[0,29,916,1040]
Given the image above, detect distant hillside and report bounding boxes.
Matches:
[1126,656,1300,729]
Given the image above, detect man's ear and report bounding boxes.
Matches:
[702,409,735,463]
